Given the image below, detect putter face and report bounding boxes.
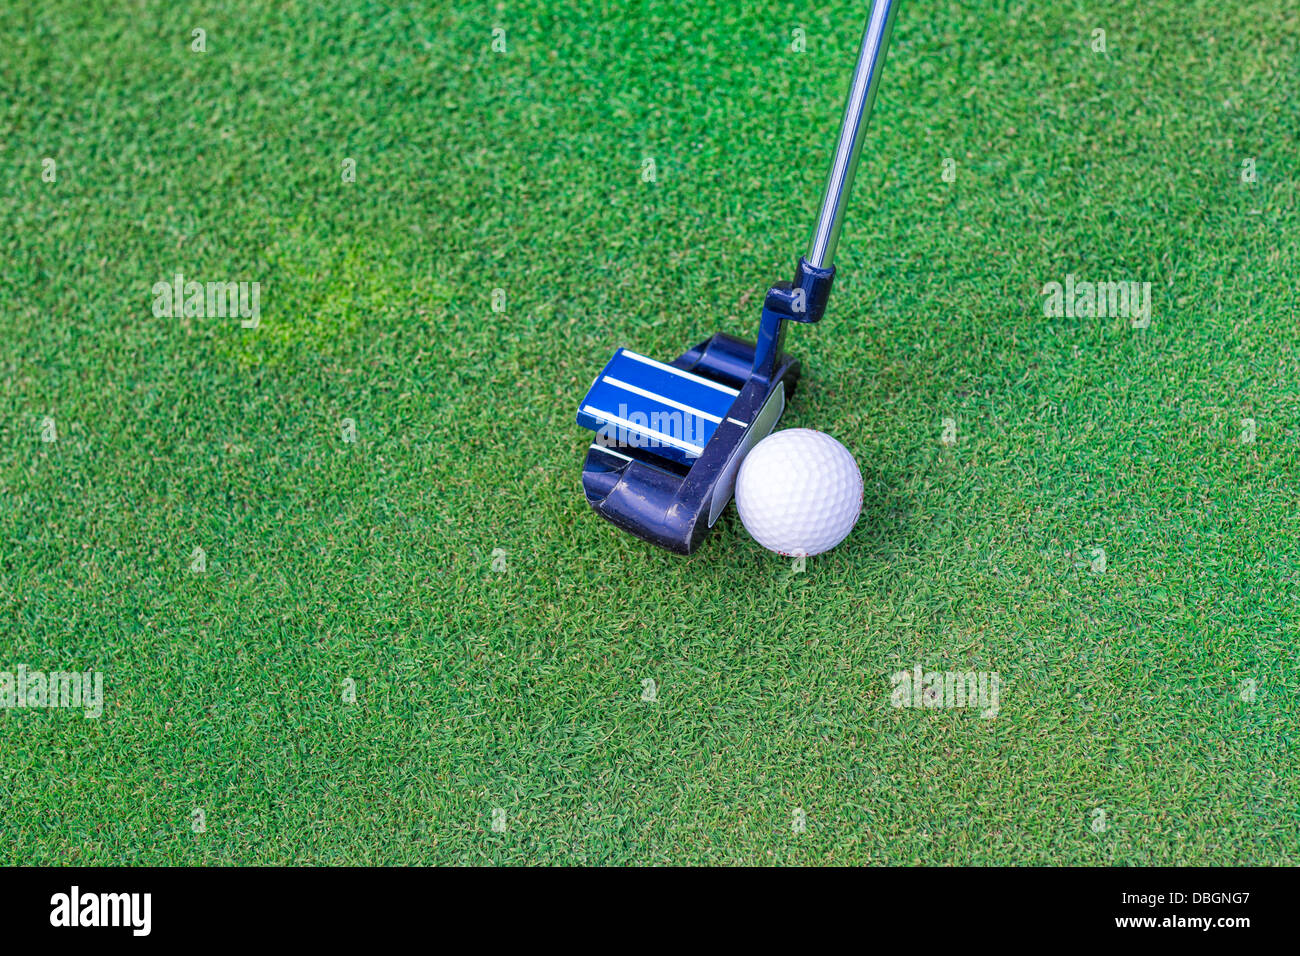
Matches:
[576,334,798,554]
[706,381,784,526]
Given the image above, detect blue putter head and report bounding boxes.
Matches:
[575,260,832,555]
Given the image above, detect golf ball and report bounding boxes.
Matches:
[735,428,863,556]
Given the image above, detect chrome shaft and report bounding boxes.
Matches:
[806,0,900,269]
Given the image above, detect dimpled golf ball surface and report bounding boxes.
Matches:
[735,429,863,556]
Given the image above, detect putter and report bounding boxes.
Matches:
[575,0,900,554]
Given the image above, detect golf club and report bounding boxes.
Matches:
[575,0,900,554]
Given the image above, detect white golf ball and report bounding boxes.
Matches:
[735,428,863,556]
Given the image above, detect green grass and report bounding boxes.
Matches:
[1,0,1297,864]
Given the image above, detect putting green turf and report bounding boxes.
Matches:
[1,0,1297,865]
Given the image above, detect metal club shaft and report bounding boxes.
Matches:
[806,0,900,270]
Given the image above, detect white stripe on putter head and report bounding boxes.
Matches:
[589,444,634,462]
[580,406,705,455]
[601,376,724,424]
[618,350,741,396]
[726,417,749,426]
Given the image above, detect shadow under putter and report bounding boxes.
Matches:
[575,0,901,554]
